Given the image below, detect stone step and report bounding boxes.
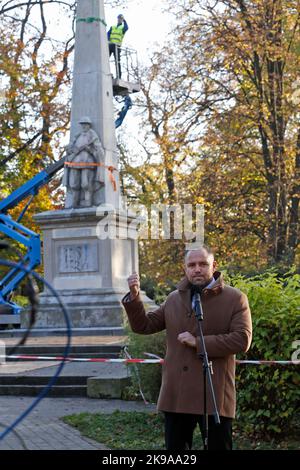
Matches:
[0,384,86,397]
[0,361,131,398]
[87,376,131,399]
[6,344,123,357]
[0,375,87,386]
[0,336,131,398]
[0,327,125,337]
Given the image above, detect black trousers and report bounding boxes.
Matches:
[164,412,233,451]
[109,43,122,78]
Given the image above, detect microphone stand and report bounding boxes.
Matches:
[193,291,220,450]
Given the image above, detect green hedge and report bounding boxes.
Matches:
[124,328,166,403]
[231,270,300,436]
[125,270,300,437]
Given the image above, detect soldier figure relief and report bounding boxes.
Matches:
[63,116,105,208]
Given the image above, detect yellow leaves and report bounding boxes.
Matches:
[6,89,18,100]
[190,195,205,206]
[7,137,19,148]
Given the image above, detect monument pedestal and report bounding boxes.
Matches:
[21,207,153,329]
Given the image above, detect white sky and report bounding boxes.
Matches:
[44,0,170,65]
[105,0,169,62]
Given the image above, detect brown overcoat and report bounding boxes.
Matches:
[122,272,252,418]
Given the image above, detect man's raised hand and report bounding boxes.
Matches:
[127,272,140,300]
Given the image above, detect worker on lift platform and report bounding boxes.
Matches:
[107,14,128,79]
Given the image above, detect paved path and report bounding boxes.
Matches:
[0,396,155,450]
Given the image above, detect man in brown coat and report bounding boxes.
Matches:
[122,247,252,450]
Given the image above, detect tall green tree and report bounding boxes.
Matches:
[122,0,299,281]
[173,0,300,264]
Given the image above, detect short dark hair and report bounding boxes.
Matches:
[184,245,215,263]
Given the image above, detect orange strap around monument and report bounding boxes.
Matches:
[64,162,117,191]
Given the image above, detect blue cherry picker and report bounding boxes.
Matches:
[0,159,65,325]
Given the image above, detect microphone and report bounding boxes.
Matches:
[191,284,204,295]
[191,284,204,321]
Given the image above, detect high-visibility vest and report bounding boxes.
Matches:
[109,25,125,45]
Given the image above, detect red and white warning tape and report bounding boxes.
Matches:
[0,355,299,365]
[0,355,163,364]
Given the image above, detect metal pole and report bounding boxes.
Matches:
[126,47,129,81]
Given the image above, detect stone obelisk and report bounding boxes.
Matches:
[27,0,149,330]
[64,0,119,209]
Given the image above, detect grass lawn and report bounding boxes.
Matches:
[62,410,300,450]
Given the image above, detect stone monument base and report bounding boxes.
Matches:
[22,207,155,329]
[21,288,153,329]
